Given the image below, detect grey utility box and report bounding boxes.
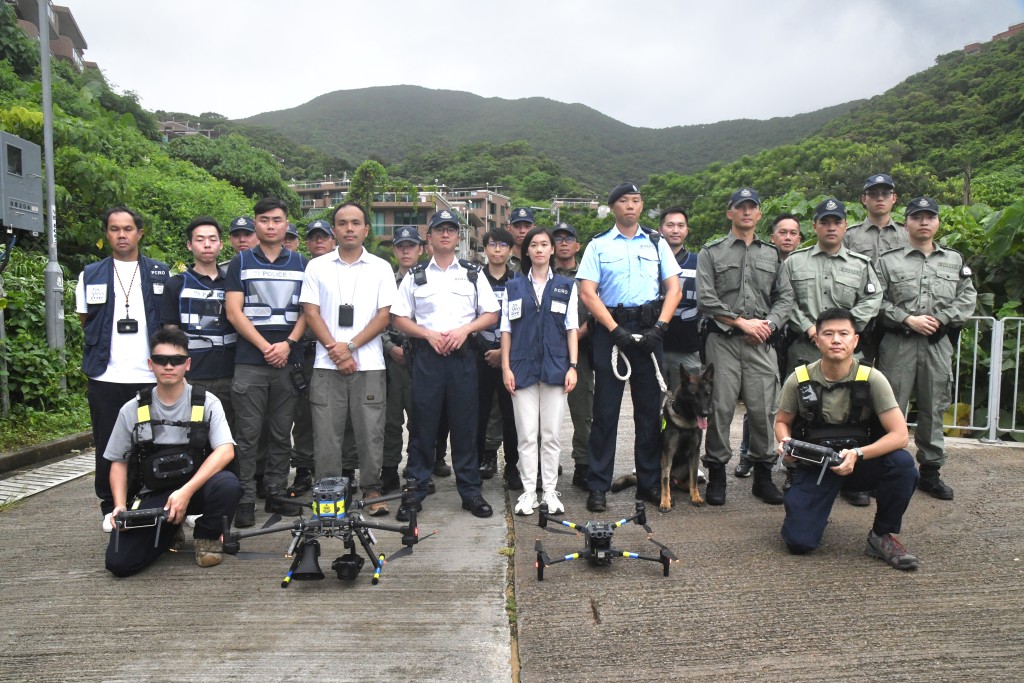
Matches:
[1,131,43,234]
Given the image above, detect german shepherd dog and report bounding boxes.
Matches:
[611,364,715,511]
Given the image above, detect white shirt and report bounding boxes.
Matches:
[391,257,499,331]
[75,259,155,384]
[500,268,579,333]
[300,247,397,371]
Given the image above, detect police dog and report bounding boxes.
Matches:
[611,363,714,511]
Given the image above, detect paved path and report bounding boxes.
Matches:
[1,402,1022,681]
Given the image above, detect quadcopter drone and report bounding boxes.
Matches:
[222,476,428,587]
[533,501,677,580]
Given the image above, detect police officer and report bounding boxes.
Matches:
[225,197,307,528]
[104,328,241,576]
[506,207,535,273]
[286,219,338,497]
[843,173,907,263]
[381,226,424,492]
[875,197,977,500]
[228,216,258,253]
[697,188,794,506]
[658,207,701,386]
[776,308,919,570]
[76,206,169,532]
[577,183,682,512]
[392,210,501,520]
[283,222,300,252]
[161,217,237,427]
[474,228,521,489]
[553,221,594,490]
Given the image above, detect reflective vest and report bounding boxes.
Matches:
[505,274,573,389]
[477,269,512,347]
[791,363,877,448]
[81,256,169,378]
[239,248,304,331]
[177,270,238,352]
[128,385,209,498]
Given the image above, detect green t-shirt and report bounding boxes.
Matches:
[778,358,898,423]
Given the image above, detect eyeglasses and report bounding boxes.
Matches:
[151,354,189,367]
[486,241,510,249]
[432,226,459,235]
[865,189,894,199]
[553,236,576,244]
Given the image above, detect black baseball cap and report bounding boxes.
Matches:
[393,225,422,245]
[905,197,939,216]
[229,216,255,234]
[428,210,459,230]
[728,187,761,209]
[552,222,576,238]
[813,198,846,221]
[863,174,895,191]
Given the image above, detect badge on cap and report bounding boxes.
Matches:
[631,185,639,192]
[917,198,928,207]
[875,175,885,183]
[441,210,451,219]
[740,189,751,198]
[826,200,837,210]
[235,218,246,226]
[518,209,527,217]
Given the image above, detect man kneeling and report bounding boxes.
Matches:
[105,328,241,576]
[775,308,920,570]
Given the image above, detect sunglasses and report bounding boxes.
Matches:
[151,354,189,367]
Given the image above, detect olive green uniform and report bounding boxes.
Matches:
[842,219,907,264]
[697,233,794,464]
[782,244,882,371]
[875,244,977,467]
[556,262,593,466]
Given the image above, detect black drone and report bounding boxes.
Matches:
[223,476,428,587]
[533,501,677,580]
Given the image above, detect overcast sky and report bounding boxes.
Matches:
[66,0,1024,129]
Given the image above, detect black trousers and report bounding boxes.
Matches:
[88,379,152,516]
[407,347,481,502]
[105,470,241,577]
[475,356,519,466]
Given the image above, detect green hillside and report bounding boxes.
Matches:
[241,85,859,190]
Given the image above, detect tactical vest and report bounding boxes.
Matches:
[128,385,210,498]
[81,256,169,378]
[505,274,573,389]
[178,270,238,352]
[477,270,511,346]
[239,249,304,331]
[791,364,878,450]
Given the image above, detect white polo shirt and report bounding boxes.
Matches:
[390,257,499,331]
[300,247,397,371]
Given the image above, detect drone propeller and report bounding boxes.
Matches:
[641,527,678,562]
[539,524,578,537]
[262,514,283,529]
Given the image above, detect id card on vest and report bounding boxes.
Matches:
[508,299,522,320]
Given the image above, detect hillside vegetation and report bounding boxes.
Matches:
[241,85,859,190]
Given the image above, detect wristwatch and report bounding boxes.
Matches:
[654,320,669,332]
[346,341,357,352]
[853,447,864,461]
[568,362,578,369]
[285,338,297,348]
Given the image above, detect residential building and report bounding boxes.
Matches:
[8,0,91,71]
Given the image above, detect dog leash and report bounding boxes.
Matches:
[611,333,668,399]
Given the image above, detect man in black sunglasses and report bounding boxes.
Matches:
[103,328,240,576]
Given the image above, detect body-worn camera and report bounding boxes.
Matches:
[338,304,354,327]
[290,363,308,394]
[117,318,139,334]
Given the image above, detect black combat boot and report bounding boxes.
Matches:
[479,450,497,479]
[705,462,727,506]
[918,464,954,500]
[751,462,784,505]
[572,464,589,491]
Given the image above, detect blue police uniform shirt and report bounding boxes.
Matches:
[576,226,681,307]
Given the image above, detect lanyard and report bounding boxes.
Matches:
[114,260,140,318]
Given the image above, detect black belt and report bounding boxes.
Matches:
[609,300,660,325]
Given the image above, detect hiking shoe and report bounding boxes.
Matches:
[865,531,919,570]
[364,489,389,517]
[918,465,954,500]
[841,490,871,507]
[752,462,784,505]
[733,456,753,478]
[234,503,255,528]
[195,538,223,568]
[433,458,452,477]
[479,450,497,479]
[102,513,114,533]
[515,491,538,516]
[572,464,589,491]
[705,462,727,506]
[287,468,313,497]
[504,463,524,491]
[380,467,400,493]
[542,490,564,515]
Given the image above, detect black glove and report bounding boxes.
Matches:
[636,325,664,354]
[609,326,635,352]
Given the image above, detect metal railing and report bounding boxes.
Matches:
[910,316,1024,442]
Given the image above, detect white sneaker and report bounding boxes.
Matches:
[102,512,114,533]
[185,514,202,527]
[515,491,537,516]
[542,490,564,515]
